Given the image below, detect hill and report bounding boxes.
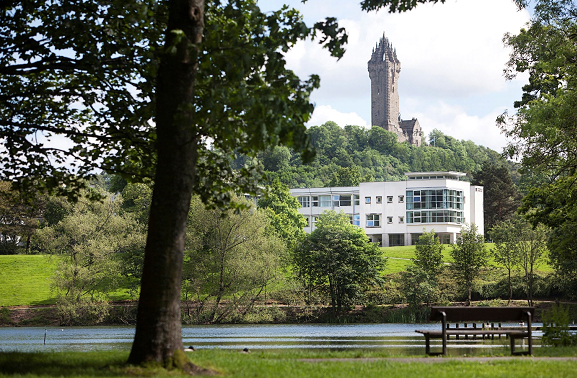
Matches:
[243,122,506,188]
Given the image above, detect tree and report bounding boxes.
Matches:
[450,224,488,305]
[182,196,286,323]
[515,219,549,306]
[294,211,386,313]
[499,0,577,304]
[33,193,145,324]
[472,161,521,232]
[548,223,577,299]
[257,180,307,252]
[491,219,523,304]
[328,166,364,187]
[413,229,445,278]
[0,182,43,254]
[2,0,349,367]
[402,230,445,308]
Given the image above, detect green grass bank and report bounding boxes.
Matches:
[1,349,577,378]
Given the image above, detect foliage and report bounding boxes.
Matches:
[120,182,153,226]
[500,0,577,301]
[257,180,306,252]
[490,216,550,306]
[0,182,44,254]
[491,219,523,304]
[32,193,145,322]
[472,161,521,233]
[400,267,442,308]
[548,223,577,299]
[403,230,445,307]
[260,124,505,188]
[450,224,488,304]
[294,211,386,312]
[182,196,287,324]
[413,229,445,278]
[517,222,550,306]
[542,303,577,347]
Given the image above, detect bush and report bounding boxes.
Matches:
[56,298,110,326]
[542,303,577,347]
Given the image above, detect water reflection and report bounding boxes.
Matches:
[0,323,541,355]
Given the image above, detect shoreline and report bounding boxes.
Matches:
[1,300,569,327]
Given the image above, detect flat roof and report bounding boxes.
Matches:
[405,171,466,179]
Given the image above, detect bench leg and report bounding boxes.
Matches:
[510,337,515,355]
[442,333,447,355]
[425,335,430,355]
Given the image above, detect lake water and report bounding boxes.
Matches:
[0,323,541,355]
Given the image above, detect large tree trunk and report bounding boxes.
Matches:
[128,0,204,366]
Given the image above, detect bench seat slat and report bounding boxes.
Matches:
[416,330,528,337]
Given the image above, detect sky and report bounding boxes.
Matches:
[258,0,532,153]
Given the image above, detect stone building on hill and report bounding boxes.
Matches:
[368,34,422,147]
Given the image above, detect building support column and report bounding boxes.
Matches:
[382,233,389,247]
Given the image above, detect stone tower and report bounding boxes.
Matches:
[368,34,422,147]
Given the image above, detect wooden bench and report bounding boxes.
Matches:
[416,306,535,356]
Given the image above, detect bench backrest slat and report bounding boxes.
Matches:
[429,307,534,322]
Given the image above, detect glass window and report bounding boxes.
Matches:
[399,216,404,224]
[311,196,319,207]
[387,196,393,203]
[389,234,405,247]
[376,196,382,204]
[387,216,393,224]
[398,195,404,203]
[340,195,352,207]
[349,214,361,226]
[320,195,331,207]
[354,195,360,206]
[298,196,309,208]
[333,195,340,207]
[365,197,371,204]
[366,214,381,227]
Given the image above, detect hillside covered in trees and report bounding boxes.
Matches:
[243,122,507,188]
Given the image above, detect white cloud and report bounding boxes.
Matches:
[410,101,510,152]
[307,105,368,128]
[264,0,531,151]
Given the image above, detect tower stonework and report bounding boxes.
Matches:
[368,34,422,147]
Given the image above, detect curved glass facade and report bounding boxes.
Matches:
[406,189,464,224]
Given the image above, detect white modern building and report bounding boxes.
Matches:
[290,172,483,247]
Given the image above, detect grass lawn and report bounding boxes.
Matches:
[1,348,577,378]
[0,255,60,307]
[0,245,554,307]
[381,244,554,274]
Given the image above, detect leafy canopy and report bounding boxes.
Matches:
[294,210,386,311]
[0,0,347,205]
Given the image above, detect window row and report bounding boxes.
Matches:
[406,210,463,224]
[406,189,463,210]
[298,194,360,208]
[303,213,405,228]
[366,214,405,227]
[365,195,404,204]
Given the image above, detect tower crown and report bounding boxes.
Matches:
[368,33,422,147]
